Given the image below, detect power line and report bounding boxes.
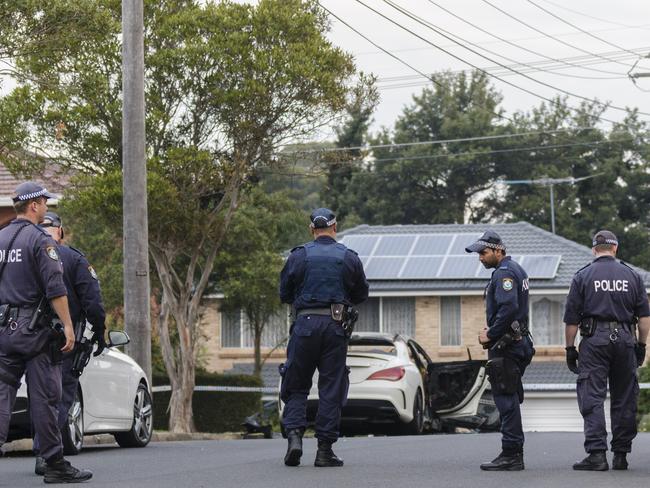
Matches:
[480,0,635,69]
[374,0,650,119]
[537,0,650,32]
[424,0,626,78]
[524,0,642,57]
[283,128,605,154]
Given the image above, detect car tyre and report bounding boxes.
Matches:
[62,388,84,455]
[114,383,153,448]
[402,390,424,435]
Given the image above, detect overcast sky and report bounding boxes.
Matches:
[317,0,650,136]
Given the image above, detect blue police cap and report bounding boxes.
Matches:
[12,181,56,203]
[592,229,618,247]
[310,208,337,229]
[42,212,62,228]
[465,230,506,253]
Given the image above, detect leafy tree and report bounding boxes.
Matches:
[215,189,307,377]
[0,0,356,432]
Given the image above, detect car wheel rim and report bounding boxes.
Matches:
[68,393,83,451]
[134,388,153,443]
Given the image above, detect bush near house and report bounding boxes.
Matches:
[152,372,263,433]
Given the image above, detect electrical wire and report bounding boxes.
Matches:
[372,0,650,119]
[424,0,625,77]
[480,0,635,68]
[524,0,642,57]
[537,0,650,32]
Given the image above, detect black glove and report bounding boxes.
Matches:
[566,346,579,374]
[635,342,646,367]
[93,328,107,357]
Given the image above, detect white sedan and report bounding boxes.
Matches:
[280,332,496,434]
[9,330,153,454]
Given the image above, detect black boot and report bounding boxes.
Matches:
[573,451,608,471]
[314,439,344,467]
[612,452,628,470]
[284,429,303,467]
[35,456,46,476]
[43,458,93,484]
[480,451,524,471]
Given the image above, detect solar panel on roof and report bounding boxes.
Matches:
[412,235,453,255]
[364,257,403,279]
[400,256,444,279]
[438,255,481,278]
[449,233,483,254]
[374,235,416,256]
[521,255,561,279]
[340,235,376,256]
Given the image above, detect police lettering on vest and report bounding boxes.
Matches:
[594,279,629,293]
[0,248,23,263]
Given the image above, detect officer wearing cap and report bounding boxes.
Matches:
[279,208,368,467]
[564,230,650,471]
[466,230,534,471]
[0,182,92,482]
[31,211,106,476]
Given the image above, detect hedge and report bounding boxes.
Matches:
[638,366,650,431]
[152,371,263,433]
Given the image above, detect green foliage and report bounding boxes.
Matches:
[152,372,262,433]
[638,365,650,430]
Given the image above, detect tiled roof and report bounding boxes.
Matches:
[340,222,650,292]
[0,153,70,206]
[225,360,576,389]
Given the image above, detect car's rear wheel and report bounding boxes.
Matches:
[402,390,424,435]
[114,383,153,448]
[62,388,84,455]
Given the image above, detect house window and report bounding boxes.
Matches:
[530,295,566,346]
[221,307,290,349]
[382,297,415,336]
[440,296,461,346]
[353,297,415,336]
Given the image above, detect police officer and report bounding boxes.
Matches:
[279,208,368,467]
[564,230,650,471]
[466,230,534,471]
[0,182,92,482]
[31,211,106,476]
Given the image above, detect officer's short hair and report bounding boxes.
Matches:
[13,198,33,215]
[594,243,614,252]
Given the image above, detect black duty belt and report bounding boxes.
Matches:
[296,308,332,317]
[595,320,629,331]
[10,306,37,319]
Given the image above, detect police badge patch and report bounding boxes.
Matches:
[502,278,513,291]
[88,265,98,280]
[46,246,59,260]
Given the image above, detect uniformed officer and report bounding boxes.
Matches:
[0,182,92,482]
[31,211,106,476]
[466,230,534,471]
[564,230,650,471]
[279,208,368,467]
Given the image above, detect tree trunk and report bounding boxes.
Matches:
[253,320,262,378]
[168,365,196,433]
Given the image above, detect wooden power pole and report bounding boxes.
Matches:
[122,0,151,379]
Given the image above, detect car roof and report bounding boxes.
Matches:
[348,331,408,346]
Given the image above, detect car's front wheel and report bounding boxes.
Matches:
[62,388,84,455]
[114,383,153,448]
[402,390,424,435]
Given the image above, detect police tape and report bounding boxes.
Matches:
[151,385,279,394]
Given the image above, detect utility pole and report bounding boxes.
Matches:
[498,175,602,234]
[122,0,151,380]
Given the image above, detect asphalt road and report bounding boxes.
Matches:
[3,433,650,487]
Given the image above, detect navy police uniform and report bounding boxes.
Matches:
[564,230,649,460]
[31,212,106,459]
[0,187,67,463]
[466,231,534,470]
[279,208,368,467]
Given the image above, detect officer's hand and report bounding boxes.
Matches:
[61,324,75,353]
[93,330,108,357]
[478,327,490,345]
[635,342,646,367]
[565,346,579,374]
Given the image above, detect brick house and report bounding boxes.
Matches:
[200,221,650,375]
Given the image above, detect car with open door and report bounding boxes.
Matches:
[8,330,153,454]
[279,332,497,434]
